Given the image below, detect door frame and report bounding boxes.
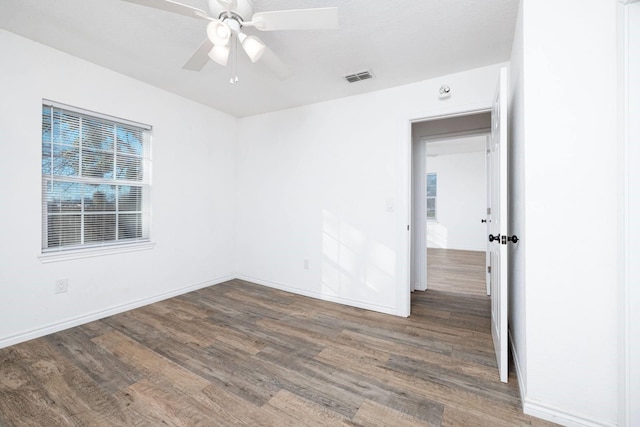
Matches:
[484,135,492,296]
[411,127,491,294]
[619,1,639,425]
[400,105,491,317]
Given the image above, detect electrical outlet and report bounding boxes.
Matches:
[55,278,68,294]
[386,199,394,212]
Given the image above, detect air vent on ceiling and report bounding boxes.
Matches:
[344,70,374,83]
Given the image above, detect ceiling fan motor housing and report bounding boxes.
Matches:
[209,0,254,22]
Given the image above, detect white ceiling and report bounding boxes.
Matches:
[0,0,519,117]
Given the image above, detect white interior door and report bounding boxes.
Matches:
[487,67,509,383]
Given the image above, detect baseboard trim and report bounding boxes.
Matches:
[0,274,234,350]
[505,330,615,427]
[1,273,400,349]
[414,282,427,291]
[235,274,398,316]
[523,400,616,427]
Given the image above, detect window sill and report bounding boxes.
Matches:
[39,241,155,264]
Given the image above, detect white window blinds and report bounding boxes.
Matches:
[41,101,152,252]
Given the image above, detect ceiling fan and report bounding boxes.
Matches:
[123,0,339,79]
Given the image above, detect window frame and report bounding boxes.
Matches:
[40,100,153,262]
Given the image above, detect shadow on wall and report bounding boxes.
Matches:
[427,222,449,248]
[321,210,395,307]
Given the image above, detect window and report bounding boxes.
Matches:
[41,101,151,254]
[427,173,437,220]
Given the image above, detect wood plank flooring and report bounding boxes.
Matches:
[427,248,487,296]
[0,280,556,426]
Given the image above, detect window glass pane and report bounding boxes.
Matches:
[51,143,80,177]
[427,173,437,197]
[47,181,82,213]
[42,142,52,175]
[42,107,51,142]
[116,126,143,155]
[85,184,116,212]
[116,154,143,181]
[82,148,114,179]
[83,118,114,151]
[52,110,80,147]
[119,186,142,211]
[119,213,142,240]
[85,214,116,243]
[427,197,436,219]
[47,214,81,248]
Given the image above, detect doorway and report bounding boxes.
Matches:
[410,112,491,295]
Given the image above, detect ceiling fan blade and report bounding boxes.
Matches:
[183,38,214,71]
[259,47,293,80]
[122,0,209,19]
[251,7,339,31]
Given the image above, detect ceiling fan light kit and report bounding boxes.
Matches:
[238,33,265,63]
[123,0,339,80]
[206,20,231,46]
[208,44,230,66]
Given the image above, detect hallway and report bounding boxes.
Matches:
[427,248,486,296]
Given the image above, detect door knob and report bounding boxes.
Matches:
[488,234,500,243]
[481,219,487,223]
[507,235,519,244]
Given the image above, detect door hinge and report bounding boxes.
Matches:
[487,266,491,274]
[407,225,410,231]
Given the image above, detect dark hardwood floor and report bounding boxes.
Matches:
[0,280,555,426]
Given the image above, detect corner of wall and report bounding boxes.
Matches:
[507,0,527,408]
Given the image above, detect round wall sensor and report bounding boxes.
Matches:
[439,85,451,99]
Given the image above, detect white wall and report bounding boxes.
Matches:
[426,151,486,251]
[236,64,503,316]
[510,1,619,425]
[0,30,237,348]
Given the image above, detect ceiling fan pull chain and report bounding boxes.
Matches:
[229,34,239,84]
[235,35,239,83]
